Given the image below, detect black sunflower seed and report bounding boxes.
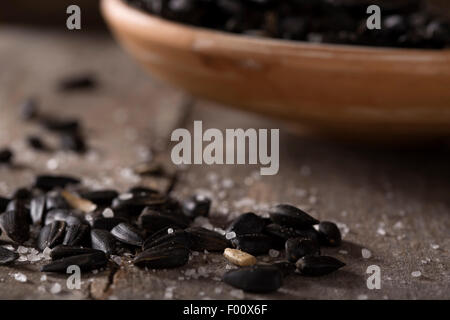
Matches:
[34,174,81,191]
[223,265,283,293]
[20,97,39,121]
[113,193,167,216]
[63,223,90,246]
[60,132,87,153]
[110,223,143,246]
[0,210,30,244]
[45,191,70,211]
[37,221,67,250]
[227,212,267,235]
[285,237,320,262]
[138,208,188,233]
[231,233,274,255]
[272,260,296,277]
[0,246,19,265]
[41,251,107,273]
[295,255,346,276]
[40,117,80,133]
[92,217,127,231]
[269,204,319,229]
[80,190,119,206]
[128,186,160,196]
[30,194,46,225]
[91,229,116,255]
[143,229,190,251]
[50,245,103,260]
[133,245,190,269]
[264,223,320,244]
[44,209,84,226]
[318,221,342,247]
[0,196,10,213]
[142,225,182,246]
[182,194,211,219]
[27,135,50,152]
[185,227,230,252]
[58,74,96,91]
[0,148,13,164]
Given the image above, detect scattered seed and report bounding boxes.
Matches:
[223,265,283,293]
[223,248,257,267]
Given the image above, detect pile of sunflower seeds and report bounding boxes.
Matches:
[124,0,450,49]
[0,173,345,293]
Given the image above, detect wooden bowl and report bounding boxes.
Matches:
[101,0,450,138]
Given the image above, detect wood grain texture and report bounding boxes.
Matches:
[0,27,448,300]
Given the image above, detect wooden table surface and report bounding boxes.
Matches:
[0,27,448,300]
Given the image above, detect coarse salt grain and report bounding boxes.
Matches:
[102,208,114,218]
[50,283,62,294]
[268,249,280,258]
[225,232,236,240]
[411,271,421,278]
[362,249,372,259]
[430,244,439,250]
[13,273,27,283]
[230,289,245,299]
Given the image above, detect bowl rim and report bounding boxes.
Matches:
[102,0,450,62]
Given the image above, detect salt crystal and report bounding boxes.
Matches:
[339,250,348,255]
[411,271,421,278]
[46,158,59,170]
[40,275,47,282]
[268,249,280,258]
[357,294,368,300]
[336,222,349,238]
[167,228,174,234]
[27,253,41,262]
[17,246,28,254]
[119,193,133,201]
[18,256,28,262]
[362,248,372,259]
[430,244,439,250]
[50,283,62,294]
[393,221,403,229]
[102,208,114,218]
[112,255,122,265]
[214,287,222,294]
[225,232,236,240]
[43,247,52,260]
[377,227,386,236]
[92,269,99,274]
[13,273,27,283]
[230,289,245,299]
[222,179,234,188]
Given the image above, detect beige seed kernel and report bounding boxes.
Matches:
[223,248,257,267]
[61,190,97,213]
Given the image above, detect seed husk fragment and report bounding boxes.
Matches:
[231,233,273,255]
[223,248,257,267]
[41,251,107,273]
[133,245,190,269]
[295,255,346,276]
[61,190,97,213]
[110,223,143,246]
[50,245,103,260]
[34,175,81,191]
[91,229,116,255]
[0,246,19,265]
[223,265,283,293]
[285,237,320,262]
[318,221,342,247]
[269,204,319,229]
[185,227,230,252]
[227,212,267,235]
[37,221,67,250]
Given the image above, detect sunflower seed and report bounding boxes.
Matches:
[110,223,143,246]
[0,210,30,244]
[227,212,267,235]
[63,223,90,246]
[80,190,119,206]
[0,196,9,213]
[133,245,190,269]
[182,194,211,219]
[295,255,346,276]
[41,251,107,273]
[143,229,190,251]
[318,221,342,247]
[30,194,46,225]
[92,217,127,231]
[138,208,188,233]
[50,245,103,260]
[37,221,67,250]
[269,204,319,229]
[0,148,13,164]
[34,175,81,191]
[0,246,19,265]
[185,227,230,252]
[223,265,283,293]
[223,248,257,267]
[285,237,320,262]
[231,233,273,255]
[61,191,97,213]
[91,229,116,255]
[272,260,296,277]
